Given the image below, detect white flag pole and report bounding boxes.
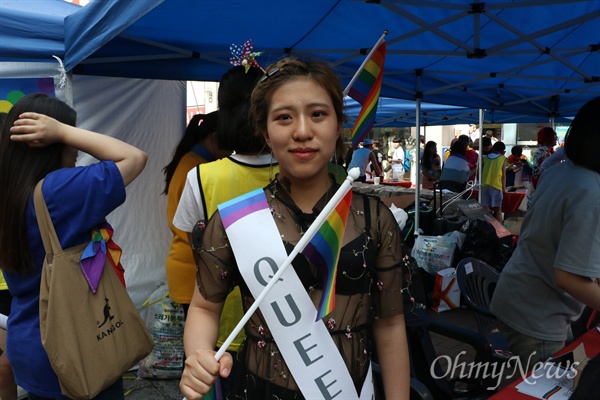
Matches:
[343,30,388,97]
[213,167,359,361]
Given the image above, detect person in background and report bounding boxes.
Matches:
[174,65,276,398]
[421,140,441,189]
[480,141,507,222]
[390,137,406,180]
[0,94,147,399]
[490,97,600,366]
[524,127,558,209]
[370,139,385,177]
[347,138,382,182]
[439,139,470,192]
[180,57,409,400]
[163,111,228,317]
[531,127,557,189]
[443,138,458,164]
[469,123,480,143]
[457,134,478,183]
[539,138,566,173]
[506,145,531,188]
[480,136,493,156]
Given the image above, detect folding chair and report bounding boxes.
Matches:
[455,257,512,361]
[398,254,502,399]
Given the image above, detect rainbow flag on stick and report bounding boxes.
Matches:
[348,40,386,149]
[301,190,352,320]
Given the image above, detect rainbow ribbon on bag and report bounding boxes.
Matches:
[80,222,125,293]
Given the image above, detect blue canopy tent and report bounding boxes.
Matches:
[2,0,597,123]
[59,0,600,121]
[58,0,598,232]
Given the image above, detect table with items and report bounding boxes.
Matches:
[489,327,600,399]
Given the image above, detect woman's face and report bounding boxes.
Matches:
[263,77,341,183]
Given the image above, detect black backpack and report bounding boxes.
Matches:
[459,218,503,269]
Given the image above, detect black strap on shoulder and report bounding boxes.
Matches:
[196,165,208,220]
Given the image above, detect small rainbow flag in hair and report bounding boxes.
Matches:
[301,189,352,320]
[219,188,269,229]
[348,41,386,149]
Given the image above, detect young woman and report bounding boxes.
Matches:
[163,111,227,315]
[0,94,147,399]
[180,58,409,399]
[421,140,441,189]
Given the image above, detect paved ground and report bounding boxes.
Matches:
[123,372,183,400]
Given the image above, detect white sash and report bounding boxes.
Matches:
[221,191,374,399]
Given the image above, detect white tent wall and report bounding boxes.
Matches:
[73,75,184,316]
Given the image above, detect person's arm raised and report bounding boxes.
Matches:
[10,112,147,187]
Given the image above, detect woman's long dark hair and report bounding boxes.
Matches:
[162,111,218,194]
[218,66,265,154]
[422,141,437,170]
[0,94,76,274]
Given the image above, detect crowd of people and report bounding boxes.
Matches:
[0,48,597,400]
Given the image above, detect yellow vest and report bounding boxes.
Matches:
[482,154,506,191]
[0,271,8,291]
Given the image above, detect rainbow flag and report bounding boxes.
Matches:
[301,189,352,320]
[219,188,269,229]
[348,41,386,148]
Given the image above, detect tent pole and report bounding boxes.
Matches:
[414,98,421,235]
[478,108,484,203]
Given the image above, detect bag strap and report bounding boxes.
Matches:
[196,164,208,221]
[33,180,63,254]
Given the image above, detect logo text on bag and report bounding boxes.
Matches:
[96,297,124,341]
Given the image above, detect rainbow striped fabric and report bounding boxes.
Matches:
[348,41,386,148]
[301,189,353,320]
[219,188,269,229]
